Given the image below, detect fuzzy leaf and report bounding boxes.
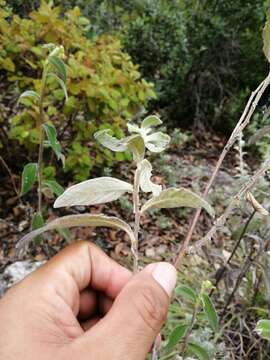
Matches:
[127,123,141,134]
[47,55,67,82]
[18,90,40,103]
[256,319,270,340]
[175,285,197,303]
[54,177,133,208]
[145,132,170,153]
[201,293,219,332]
[141,188,214,217]
[142,115,162,129]
[42,180,64,197]
[16,214,135,251]
[163,325,188,353]
[94,130,127,152]
[126,134,145,162]
[94,130,145,162]
[48,72,68,102]
[21,163,38,196]
[263,11,270,63]
[139,159,162,197]
[187,342,210,360]
[43,123,65,166]
[248,125,270,145]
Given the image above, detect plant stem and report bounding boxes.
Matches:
[174,71,270,269]
[211,210,256,295]
[221,241,257,317]
[188,155,270,254]
[180,297,200,356]
[37,67,47,215]
[132,166,141,273]
[0,155,19,196]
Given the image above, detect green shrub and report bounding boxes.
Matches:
[122,1,187,116]
[0,1,155,180]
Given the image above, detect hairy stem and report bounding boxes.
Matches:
[132,166,141,273]
[189,155,270,254]
[37,67,47,215]
[174,71,270,268]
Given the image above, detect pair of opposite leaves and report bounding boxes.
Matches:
[17,174,214,251]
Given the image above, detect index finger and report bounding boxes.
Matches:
[29,241,132,307]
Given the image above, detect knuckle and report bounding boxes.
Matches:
[134,284,168,332]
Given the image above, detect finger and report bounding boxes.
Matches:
[27,241,132,314]
[81,316,101,331]
[72,262,177,360]
[98,293,113,315]
[78,289,97,320]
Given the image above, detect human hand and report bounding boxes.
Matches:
[0,241,176,360]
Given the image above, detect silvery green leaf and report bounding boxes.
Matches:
[47,55,67,82]
[142,115,162,130]
[139,159,162,197]
[16,214,135,251]
[18,90,40,103]
[127,123,141,134]
[94,130,127,152]
[48,72,68,102]
[145,132,170,153]
[54,177,133,208]
[263,10,270,62]
[141,188,214,217]
[94,130,145,162]
[126,134,145,162]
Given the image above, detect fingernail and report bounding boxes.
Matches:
[151,262,177,296]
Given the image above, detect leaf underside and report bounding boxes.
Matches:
[141,187,214,217]
[16,214,135,251]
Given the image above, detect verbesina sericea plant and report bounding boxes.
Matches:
[17,115,214,272]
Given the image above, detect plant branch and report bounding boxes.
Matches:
[0,155,19,196]
[211,209,256,295]
[189,155,270,254]
[180,296,201,355]
[132,166,141,273]
[174,71,270,268]
[221,238,260,317]
[37,67,48,214]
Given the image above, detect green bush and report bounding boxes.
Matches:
[0,1,155,180]
[122,1,187,117]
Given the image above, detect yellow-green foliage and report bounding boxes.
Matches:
[0,1,155,180]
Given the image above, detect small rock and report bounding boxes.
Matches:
[145,248,155,258]
[0,260,45,297]
[156,245,167,255]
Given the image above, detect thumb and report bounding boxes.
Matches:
[76,262,177,360]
